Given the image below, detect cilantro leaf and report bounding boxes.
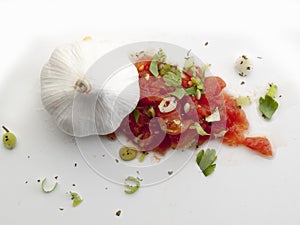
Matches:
[196,149,204,165]
[149,49,166,77]
[266,83,278,98]
[160,63,171,75]
[259,83,279,120]
[183,56,197,76]
[163,72,182,87]
[170,88,186,99]
[150,55,159,77]
[196,149,217,176]
[203,164,216,176]
[259,95,279,120]
[184,57,195,70]
[185,86,197,95]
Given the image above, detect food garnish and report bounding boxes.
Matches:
[124,176,140,194]
[205,107,221,122]
[196,149,217,176]
[116,49,273,157]
[119,146,138,161]
[150,48,166,77]
[41,178,58,193]
[138,152,148,162]
[190,122,209,136]
[70,191,83,207]
[236,96,251,107]
[259,83,279,119]
[2,126,17,149]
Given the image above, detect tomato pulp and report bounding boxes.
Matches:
[116,55,273,157]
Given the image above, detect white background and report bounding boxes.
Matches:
[0,0,300,225]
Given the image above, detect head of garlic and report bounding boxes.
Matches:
[40,39,140,137]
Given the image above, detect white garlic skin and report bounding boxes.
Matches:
[235,55,253,77]
[41,40,140,137]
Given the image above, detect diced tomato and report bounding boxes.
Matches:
[116,54,273,157]
[153,135,172,154]
[243,137,273,157]
[139,76,173,100]
[158,111,192,136]
[204,76,226,97]
[220,94,249,146]
[169,129,199,149]
[222,127,245,146]
[182,76,191,88]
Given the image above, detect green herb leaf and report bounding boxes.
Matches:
[124,176,140,194]
[183,57,197,76]
[236,96,251,107]
[190,122,209,136]
[266,83,278,98]
[41,178,58,193]
[150,56,159,77]
[184,57,195,70]
[170,88,186,99]
[259,95,279,120]
[259,83,279,120]
[156,49,166,62]
[191,77,201,86]
[70,191,83,207]
[185,86,197,95]
[160,64,171,75]
[138,152,148,162]
[205,107,220,122]
[149,49,166,77]
[196,149,204,165]
[203,164,216,176]
[196,149,217,176]
[163,72,182,87]
[133,109,140,123]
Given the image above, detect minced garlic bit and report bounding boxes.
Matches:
[158,97,177,113]
[235,55,253,77]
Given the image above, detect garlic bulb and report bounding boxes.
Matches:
[41,39,140,137]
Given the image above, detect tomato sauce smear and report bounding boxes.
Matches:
[116,55,273,157]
